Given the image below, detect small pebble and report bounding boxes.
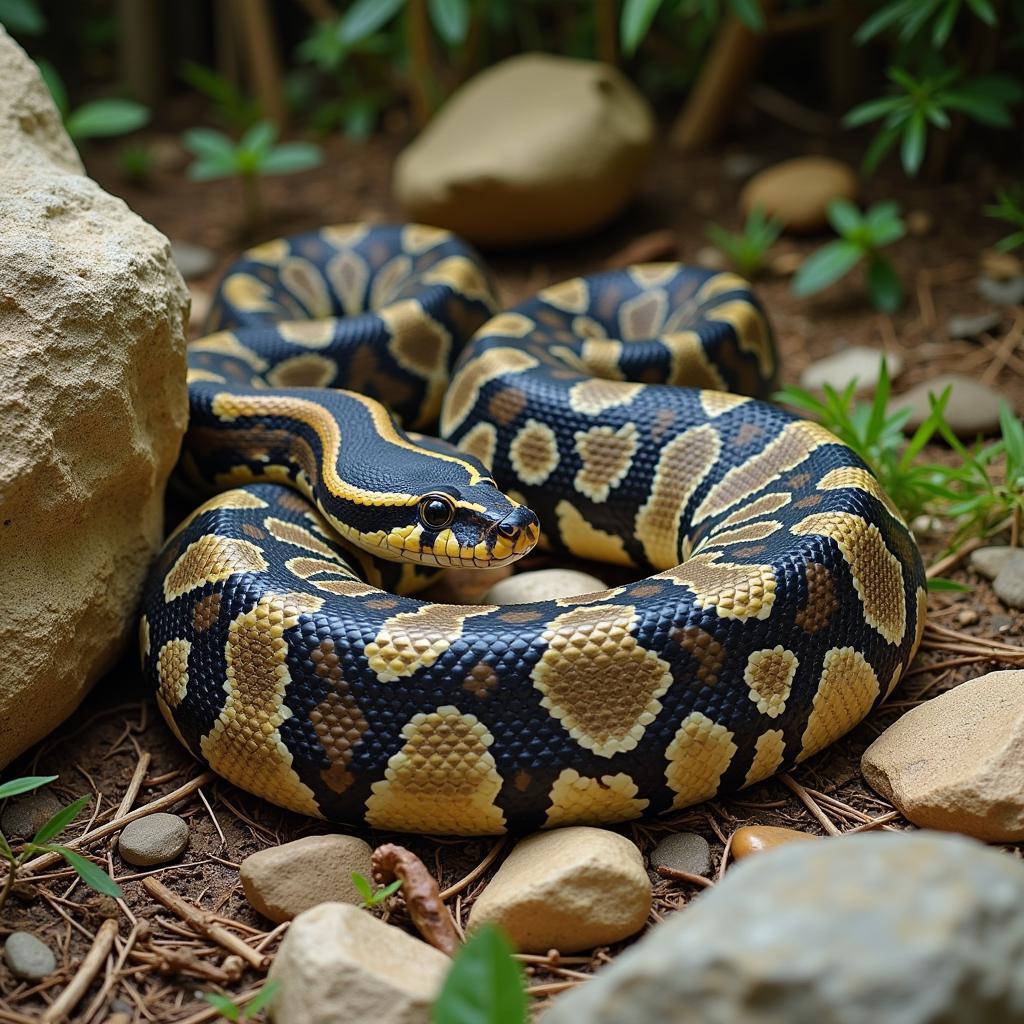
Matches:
[978,274,1024,306]
[170,240,217,281]
[694,245,727,270]
[117,812,189,867]
[767,250,803,277]
[957,608,980,626]
[800,345,901,393]
[721,152,766,182]
[970,546,1024,581]
[892,374,1006,436]
[731,825,817,860]
[0,790,63,839]
[4,931,55,980]
[980,249,1023,281]
[947,310,1001,340]
[993,559,1024,610]
[650,831,712,878]
[906,209,933,236]
[483,568,608,605]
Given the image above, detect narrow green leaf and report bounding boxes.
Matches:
[0,0,45,35]
[844,95,906,128]
[931,0,959,46]
[620,0,665,55]
[867,256,903,312]
[0,776,57,802]
[66,99,149,141]
[30,794,90,848]
[240,120,276,156]
[52,847,124,898]
[428,0,470,45]
[260,142,323,175]
[351,872,374,903]
[928,577,972,592]
[900,110,926,177]
[827,198,862,238]
[728,0,764,30]
[203,992,241,1021]
[241,980,279,1019]
[862,123,901,176]
[854,1,907,43]
[340,0,405,45]
[432,925,528,1024]
[793,241,862,297]
[182,127,237,162]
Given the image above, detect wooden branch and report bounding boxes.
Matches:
[41,918,119,1023]
[406,0,435,127]
[231,0,288,129]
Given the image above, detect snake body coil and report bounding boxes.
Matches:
[141,224,926,834]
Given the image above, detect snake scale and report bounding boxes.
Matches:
[141,223,926,835]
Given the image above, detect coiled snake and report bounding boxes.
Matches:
[141,223,926,835]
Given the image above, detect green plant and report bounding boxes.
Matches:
[117,141,155,186]
[0,776,123,914]
[620,0,764,56]
[181,62,263,132]
[0,0,44,34]
[986,186,1024,252]
[182,121,322,229]
[432,924,528,1024]
[351,871,402,908]
[792,200,905,312]
[37,61,149,146]
[705,206,783,278]
[203,981,279,1022]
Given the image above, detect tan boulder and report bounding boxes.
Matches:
[468,826,651,953]
[241,834,374,923]
[0,27,188,765]
[394,54,654,246]
[483,568,608,604]
[740,156,858,233]
[862,670,1024,841]
[268,902,450,1024]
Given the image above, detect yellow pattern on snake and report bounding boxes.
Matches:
[141,223,926,834]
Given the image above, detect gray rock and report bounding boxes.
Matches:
[5,931,55,980]
[947,311,1001,340]
[117,812,189,867]
[649,832,711,878]
[170,239,216,280]
[800,346,901,393]
[721,153,766,182]
[1,790,63,838]
[994,558,1024,610]
[543,832,1024,1024]
[893,374,1006,436]
[978,274,1024,306]
[483,568,608,605]
[970,546,1024,581]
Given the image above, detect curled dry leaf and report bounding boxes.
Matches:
[372,843,461,956]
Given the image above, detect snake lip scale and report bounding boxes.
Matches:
[141,222,926,836]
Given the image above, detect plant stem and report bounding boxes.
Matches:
[241,172,263,232]
[0,853,20,916]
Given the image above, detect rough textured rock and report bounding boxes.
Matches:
[649,832,711,877]
[4,932,55,980]
[268,902,449,1024]
[468,827,651,953]
[394,54,654,246]
[483,568,608,605]
[893,374,1006,436]
[543,832,1024,1024]
[117,813,190,867]
[0,790,63,839]
[799,345,901,392]
[731,824,818,860]
[862,671,1024,841]
[970,545,1024,580]
[0,28,189,767]
[241,834,374,923]
[740,156,858,233]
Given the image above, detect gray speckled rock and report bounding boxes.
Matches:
[970,546,1024,580]
[5,931,55,980]
[893,374,1006,436]
[542,832,1024,1024]
[649,832,711,878]
[994,559,1024,610]
[117,812,189,867]
[947,311,1001,340]
[978,274,1024,306]
[483,569,608,605]
[0,790,63,839]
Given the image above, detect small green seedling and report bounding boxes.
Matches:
[181,61,263,132]
[182,121,322,230]
[432,924,528,1024]
[0,775,123,914]
[351,871,402,908]
[705,205,783,278]
[793,199,905,312]
[986,186,1024,253]
[117,141,155,186]
[203,981,279,1022]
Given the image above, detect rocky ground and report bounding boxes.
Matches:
[1,115,1023,1022]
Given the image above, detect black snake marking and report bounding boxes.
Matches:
[140,223,927,834]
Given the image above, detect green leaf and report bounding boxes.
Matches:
[942,76,1022,127]
[867,256,903,312]
[31,794,90,848]
[728,0,764,30]
[260,142,323,175]
[0,776,57,802]
[183,127,237,161]
[51,846,124,899]
[203,992,241,1021]
[351,871,374,903]
[428,0,470,44]
[931,0,959,46]
[240,120,277,157]
[928,577,972,592]
[0,0,45,34]
[620,0,665,55]
[854,0,908,43]
[862,123,902,176]
[792,240,862,297]
[65,99,149,141]
[864,201,905,246]
[900,110,926,176]
[340,0,405,45]
[827,198,862,238]
[432,925,528,1024]
[241,980,279,1020]
[844,95,906,128]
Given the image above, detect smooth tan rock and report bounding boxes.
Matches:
[740,156,858,234]
[468,827,651,953]
[241,834,373,924]
[731,825,818,861]
[862,670,1024,841]
[394,53,654,246]
[483,568,608,604]
[0,28,188,766]
[268,902,449,1024]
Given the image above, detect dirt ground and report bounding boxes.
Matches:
[1,120,1022,1022]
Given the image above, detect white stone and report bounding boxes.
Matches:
[483,569,609,604]
[799,346,901,393]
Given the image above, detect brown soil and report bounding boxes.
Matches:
[1,123,1021,1022]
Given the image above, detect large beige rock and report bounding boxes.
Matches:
[468,826,651,953]
[740,156,858,234]
[862,670,1024,841]
[241,834,374,923]
[0,28,188,765]
[394,54,654,246]
[268,902,450,1024]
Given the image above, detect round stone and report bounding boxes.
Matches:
[891,374,1007,436]
[971,546,1024,581]
[5,931,55,980]
[170,240,216,280]
[731,825,818,861]
[0,790,63,839]
[117,812,189,867]
[740,157,858,234]
[650,831,712,877]
[799,345,901,393]
[993,559,1024,610]
[483,568,608,605]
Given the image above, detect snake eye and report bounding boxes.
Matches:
[418,494,456,531]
